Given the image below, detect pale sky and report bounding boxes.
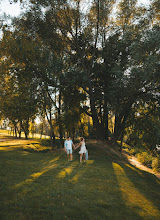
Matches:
[0,0,24,17]
[0,0,151,17]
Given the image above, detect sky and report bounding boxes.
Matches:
[0,0,24,17]
[0,0,151,17]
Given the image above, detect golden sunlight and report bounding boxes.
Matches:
[57,164,76,179]
[69,160,94,183]
[124,164,144,176]
[112,162,160,218]
[14,156,60,188]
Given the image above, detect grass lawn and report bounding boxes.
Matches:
[0,132,160,219]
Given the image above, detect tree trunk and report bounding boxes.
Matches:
[17,124,22,138]
[113,101,133,145]
[58,88,63,147]
[103,105,109,141]
[20,120,29,140]
[50,129,55,150]
[72,126,75,141]
[89,83,105,140]
[113,114,122,143]
[14,125,17,138]
[119,131,124,153]
[46,109,55,150]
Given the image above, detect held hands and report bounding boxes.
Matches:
[74,144,79,150]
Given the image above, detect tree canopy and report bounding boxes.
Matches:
[0,0,159,150]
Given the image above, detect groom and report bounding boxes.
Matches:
[64,137,75,161]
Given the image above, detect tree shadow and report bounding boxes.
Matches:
[2,141,159,219]
[120,161,160,212]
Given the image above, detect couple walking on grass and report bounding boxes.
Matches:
[64,137,88,163]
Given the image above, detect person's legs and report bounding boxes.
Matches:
[69,149,72,161]
[66,149,71,161]
[80,154,83,163]
[70,153,72,161]
[83,153,86,162]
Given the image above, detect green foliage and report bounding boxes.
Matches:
[126,101,160,151]
[0,0,159,145]
[120,140,160,172]
[152,156,160,173]
[136,152,160,172]
[137,152,153,168]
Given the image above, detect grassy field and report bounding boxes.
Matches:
[0,131,160,220]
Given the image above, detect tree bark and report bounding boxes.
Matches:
[58,88,64,147]
[20,119,29,140]
[113,100,133,144]
[45,108,55,150]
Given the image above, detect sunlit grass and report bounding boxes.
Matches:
[0,133,160,219]
[113,162,160,218]
[14,156,60,189]
[124,163,144,176]
[0,129,50,139]
[69,161,94,184]
[57,164,75,178]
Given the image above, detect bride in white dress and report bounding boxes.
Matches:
[75,137,87,163]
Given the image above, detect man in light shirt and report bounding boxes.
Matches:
[64,137,75,161]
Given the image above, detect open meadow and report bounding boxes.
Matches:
[0,131,160,220]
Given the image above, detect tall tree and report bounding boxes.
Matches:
[0,30,38,138]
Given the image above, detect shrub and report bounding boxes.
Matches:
[129,148,136,155]
[137,152,153,168]
[152,156,160,173]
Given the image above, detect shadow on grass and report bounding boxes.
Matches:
[0,140,160,219]
[120,162,160,214]
[112,162,160,219]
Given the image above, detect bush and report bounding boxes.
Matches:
[137,152,153,168]
[152,156,160,173]
[129,148,136,155]
[121,142,138,156]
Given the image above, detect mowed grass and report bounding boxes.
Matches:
[0,134,160,219]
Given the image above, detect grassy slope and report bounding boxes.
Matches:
[0,133,160,220]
